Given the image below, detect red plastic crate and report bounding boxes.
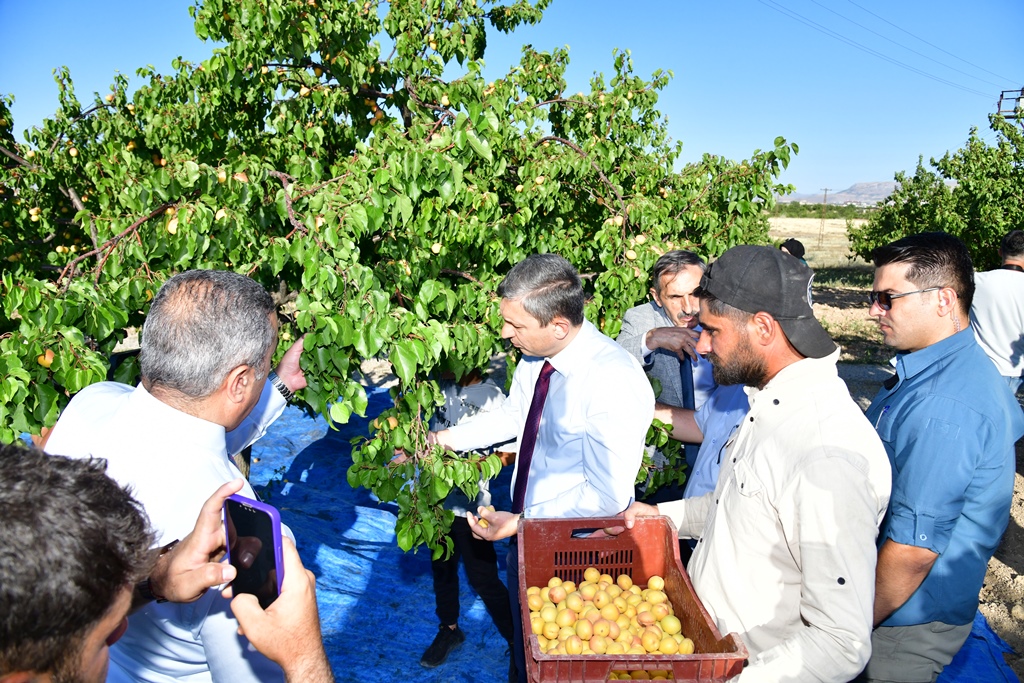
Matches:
[517,516,747,682]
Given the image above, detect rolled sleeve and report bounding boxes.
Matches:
[880,409,976,555]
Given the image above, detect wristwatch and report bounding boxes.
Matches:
[268,371,294,401]
[136,539,180,604]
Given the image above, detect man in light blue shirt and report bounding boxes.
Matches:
[860,233,1024,683]
[652,384,749,500]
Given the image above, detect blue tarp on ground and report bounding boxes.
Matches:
[250,389,514,683]
[250,391,1019,682]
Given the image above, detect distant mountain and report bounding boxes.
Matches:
[781,182,897,207]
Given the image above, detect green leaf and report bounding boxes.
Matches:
[466,131,493,162]
[390,340,418,386]
[329,402,352,424]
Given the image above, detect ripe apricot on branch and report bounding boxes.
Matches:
[36,349,55,369]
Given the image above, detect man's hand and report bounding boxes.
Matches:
[600,500,661,537]
[274,336,307,393]
[467,507,520,541]
[230,538,334,683]
[645,326,700,363]
[427,429,456,451]
[146,478,243,604]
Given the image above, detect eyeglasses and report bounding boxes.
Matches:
[868,287,941,311]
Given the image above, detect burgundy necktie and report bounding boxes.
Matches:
[511,361,556,514]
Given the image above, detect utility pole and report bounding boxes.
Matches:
[996,88,1023,129]
[818,188,831,248]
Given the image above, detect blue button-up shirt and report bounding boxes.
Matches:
[866,329,1024,627]
[682,383,749,499]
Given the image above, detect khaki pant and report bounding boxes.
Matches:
[855,621,972,683]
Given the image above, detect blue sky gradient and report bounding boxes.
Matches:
[2,0,1021,193]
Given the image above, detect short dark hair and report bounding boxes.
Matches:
[651,250,706,294]
[872,232,975,312]
[140,270,277,398]
[497,254,585,326]
[0,444,153,677]
[1001,230,1024,260]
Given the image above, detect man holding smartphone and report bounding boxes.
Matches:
[44,270,306,683]
[0,443,333,683]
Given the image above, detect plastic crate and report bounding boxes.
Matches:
[518,516,747,682]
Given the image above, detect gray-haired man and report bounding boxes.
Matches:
[45,269,307,683]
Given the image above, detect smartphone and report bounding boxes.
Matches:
[223,494,284,609]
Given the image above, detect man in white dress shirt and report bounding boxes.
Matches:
[44,270,307,683]
[429,253,654,683]
[616,246,891,682]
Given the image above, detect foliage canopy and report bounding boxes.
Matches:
[849,116,1024,270]
[0,0,796,553]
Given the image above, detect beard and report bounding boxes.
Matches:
[708,334,768,388]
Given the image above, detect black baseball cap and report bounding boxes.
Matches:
[696,245,836,359]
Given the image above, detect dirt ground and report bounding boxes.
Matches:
[772,217,1024,677]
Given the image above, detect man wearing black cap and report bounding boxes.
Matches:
[615,245,892,681]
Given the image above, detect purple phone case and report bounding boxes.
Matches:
[223,493,284,601]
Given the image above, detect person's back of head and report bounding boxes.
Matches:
[497,254,585,327]
[779,238,806,261]
[1000,230,1024,263]
[0,443,153,682]
[140,270,276,399]
[872,232,975,316]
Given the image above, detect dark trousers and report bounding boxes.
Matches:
[506,539,527,683]
[432,516,515,644]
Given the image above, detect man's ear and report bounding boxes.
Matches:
[936,287,960,317]
[750,311,777,346]
[649,286,662,306]
[223,364,252,404]
[550,316,571,341]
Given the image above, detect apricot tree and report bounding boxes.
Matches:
[0,0,795,553]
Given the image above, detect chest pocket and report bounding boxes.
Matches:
[730,457,765,499]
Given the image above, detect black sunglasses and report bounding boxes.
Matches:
[868,287,941,311]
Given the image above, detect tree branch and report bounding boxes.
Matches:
[534,135,627,229]
[57,202,173,289]
[0,143,39,171]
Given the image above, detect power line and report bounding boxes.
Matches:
[844,0,1019,85]
[755,0,993,99]
[807,0,1005,89]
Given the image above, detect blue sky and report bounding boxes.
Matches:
[2,0,1021,194]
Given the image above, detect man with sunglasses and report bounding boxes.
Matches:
[859,232,1024,683]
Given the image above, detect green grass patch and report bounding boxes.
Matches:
[813,266,874,289]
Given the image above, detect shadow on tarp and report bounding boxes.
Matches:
[249,390,1018,683]
[250,387,514,683]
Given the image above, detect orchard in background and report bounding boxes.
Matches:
[0,0,795,555]
[849,114,1024,269]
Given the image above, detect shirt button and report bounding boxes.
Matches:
[749,416,754,422]
[773,399,780,405]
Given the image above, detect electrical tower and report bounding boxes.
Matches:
[818,188,832,248]
[997,88,1024,128]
